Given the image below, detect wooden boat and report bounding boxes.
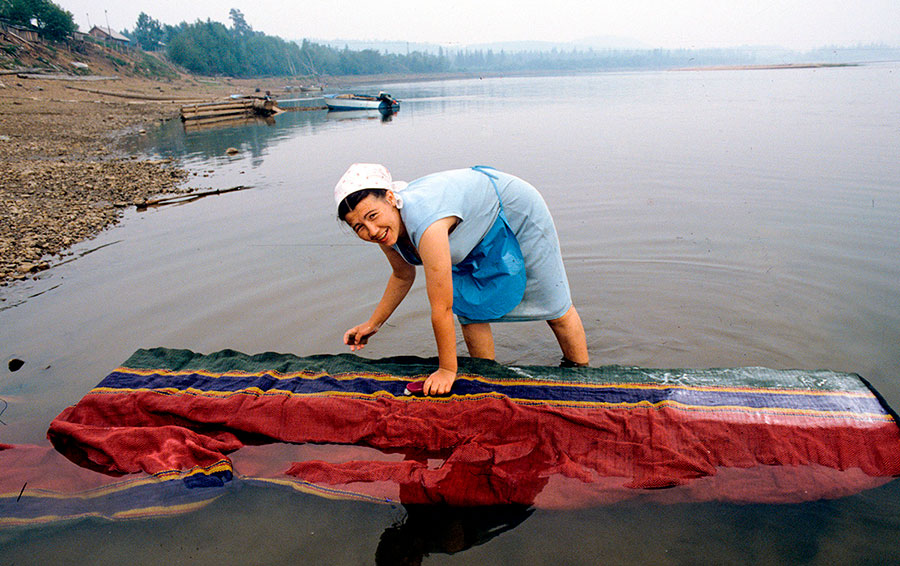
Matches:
[180,97,279,121]
[276,97,327,111]
[324,92,399,111]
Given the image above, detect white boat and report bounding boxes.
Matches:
[324,92,399,111]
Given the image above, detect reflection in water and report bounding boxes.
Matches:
[326,107,399,123]
[42,349,900,514]
[181,114,276,133]
[121,104,400,166]
[120,109,326,165]
[375,504,532,565]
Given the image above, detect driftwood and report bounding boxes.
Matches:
[136,185,253,209]
[65,85,205,101]
[18,73,119,81]
[0,67,50,76]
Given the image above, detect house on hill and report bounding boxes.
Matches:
[0,20,42,43]
[89,26,129,46]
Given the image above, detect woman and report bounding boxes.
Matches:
[336,163,588,396]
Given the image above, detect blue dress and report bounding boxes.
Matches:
[393,168,572,323]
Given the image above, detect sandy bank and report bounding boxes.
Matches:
[673,62,859,72]
[0,74,294,285]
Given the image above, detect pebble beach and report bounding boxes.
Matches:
[0,75,281,284]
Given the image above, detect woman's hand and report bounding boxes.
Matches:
[341,247,414,353]
[344,321,380,351]
[424,367,456,396]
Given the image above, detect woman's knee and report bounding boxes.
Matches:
[462,323,495,359]
[548,305,578,329]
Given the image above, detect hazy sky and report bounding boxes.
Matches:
[60,0,900,49]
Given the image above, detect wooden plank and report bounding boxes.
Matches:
[0,68,49,76]
[181,109,252,120]
[181,102,254,112]
[180,98,278,121]
[183,99,255,107]
[17,73,120,81]
[65,85,208,101]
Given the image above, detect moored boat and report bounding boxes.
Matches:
[180,96,279,122]
[324,91,399,111]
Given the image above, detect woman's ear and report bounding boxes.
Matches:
[386,190,403,210]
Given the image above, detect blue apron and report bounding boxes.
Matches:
[451,166,527,321]
[393,167,527,321]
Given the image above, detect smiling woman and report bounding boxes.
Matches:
[334,163,589,396]
[341,189,405,245]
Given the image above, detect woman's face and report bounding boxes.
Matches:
[344,192,405,247]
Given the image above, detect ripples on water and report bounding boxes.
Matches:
[2,64,899,564]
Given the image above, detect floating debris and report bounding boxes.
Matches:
[135,185,253,209]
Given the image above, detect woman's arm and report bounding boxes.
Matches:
[344,245,416,351]
[417,217,459,395]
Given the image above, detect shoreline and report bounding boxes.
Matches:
[0,61,876,285]
[320,62,870,87]
[0,75,255,285]
[672,62,861,72]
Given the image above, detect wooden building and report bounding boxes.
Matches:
[88,26,130,46]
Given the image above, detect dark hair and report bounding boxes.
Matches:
[337,188,388,221]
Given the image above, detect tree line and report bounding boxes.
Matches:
[130,10,448,78]
[129,10,765,78]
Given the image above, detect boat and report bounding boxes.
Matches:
[180,96,279,122]
[324,92,399,111]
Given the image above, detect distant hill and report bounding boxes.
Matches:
[308,39,446,55]
[466,36,653,53]
[304,35,651,55]
[299,37,899,66]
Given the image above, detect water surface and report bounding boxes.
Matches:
[2,64,900,564]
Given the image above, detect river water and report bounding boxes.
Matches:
[2,64,900,564]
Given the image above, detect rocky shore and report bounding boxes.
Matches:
[1,64,435,285]
[0,75,258,284]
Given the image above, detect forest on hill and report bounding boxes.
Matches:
[130,9,859,79]
[131,10,448,78]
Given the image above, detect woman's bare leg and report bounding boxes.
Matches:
[461,322,495,359]
[547,306,589,365]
